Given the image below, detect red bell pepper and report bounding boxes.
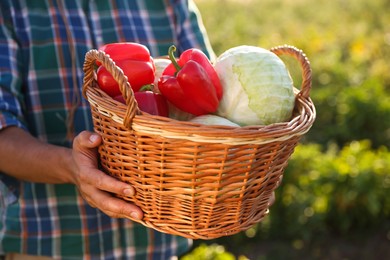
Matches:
[97,42,150,66]
[114,90,169,117]
[98,42,153,64]
[97,42,155,97]
[157,45,222,116]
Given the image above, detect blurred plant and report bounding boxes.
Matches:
[268,140,390,239]
[181,243,238,260]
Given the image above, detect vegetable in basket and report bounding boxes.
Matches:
[189,114,239,127]
[153,58,171,90]
[158,45,223,116]
[114,86,169,117]
[215,45,295,126]
[153,58,195,121]
[96,42,155,97]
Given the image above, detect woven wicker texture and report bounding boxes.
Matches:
[82,45,316,239]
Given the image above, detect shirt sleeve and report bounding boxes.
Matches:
[0,2,27,132]
[0,2,24,202]
[172,0,217,61]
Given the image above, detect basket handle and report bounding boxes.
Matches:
[82,49,140,128]
[270,45,312,99]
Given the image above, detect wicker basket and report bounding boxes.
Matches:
[82,45,316,240]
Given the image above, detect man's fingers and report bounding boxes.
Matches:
[81,170,135,197]
[71,130,143,219]
[86,189,143,219]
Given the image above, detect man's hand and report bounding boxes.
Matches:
[70,131,143,220]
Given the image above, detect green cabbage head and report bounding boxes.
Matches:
[215,45,295,126]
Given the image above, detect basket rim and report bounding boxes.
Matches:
[85,85,315,145]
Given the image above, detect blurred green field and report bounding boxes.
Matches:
[196,0,390,147]
[181,0,390,259]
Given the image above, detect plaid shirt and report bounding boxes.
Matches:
[0,0,214,259]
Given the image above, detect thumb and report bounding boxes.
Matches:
[73,131,102,151]
[70,131,104,182]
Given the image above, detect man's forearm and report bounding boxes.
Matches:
[0,127,144,219]
[0,126,74,184]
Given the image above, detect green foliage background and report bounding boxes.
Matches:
[182,0,390,259]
